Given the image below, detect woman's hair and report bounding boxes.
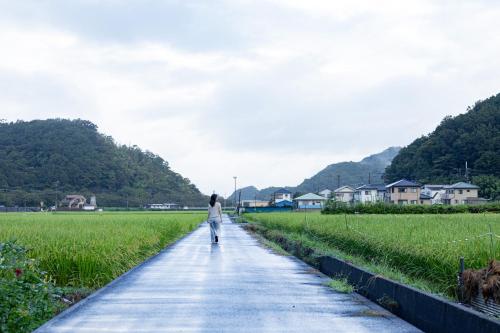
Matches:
[209,194,218,207]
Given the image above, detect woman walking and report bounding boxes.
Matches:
[207,194,223,243]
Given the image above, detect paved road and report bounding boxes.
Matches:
[36,215,420,333]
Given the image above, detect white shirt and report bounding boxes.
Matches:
[208,202,222,220]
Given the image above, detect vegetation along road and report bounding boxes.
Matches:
[34,215,420,332]
[245,212,500,298]
[0,211,205,332]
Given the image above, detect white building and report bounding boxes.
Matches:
[333,186,355,203]
[421,185,447,204]
[354,184,386,204]
[294,193,327,209]
[146,203,180,210]
[272,188,293,204]
[318,189,332,199]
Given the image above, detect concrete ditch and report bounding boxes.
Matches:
[241,221,500,333]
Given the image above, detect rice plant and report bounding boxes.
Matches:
[0,212,205,288]
[246,212,500,296]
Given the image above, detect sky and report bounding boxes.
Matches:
[1,0,500,196]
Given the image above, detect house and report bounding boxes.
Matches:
[61,195,87,209]
[318,189,332,199]
[419,193,432,205]
[293,193,327,209]
[241,200,269,208]
[354,184,386,204]
[442,182,480,205]
[385,179,421,205]
[272,188,292,204]
[421,185,447,204]
[333,186,355,203]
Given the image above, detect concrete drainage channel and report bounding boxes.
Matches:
[319,256,500,333]
[236,218,500,333]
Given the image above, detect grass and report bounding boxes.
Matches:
[245,212,500,298]
[0,212,205,289]
[326,278,355,293]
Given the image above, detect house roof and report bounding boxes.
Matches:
[446,182,480,189]
[420,193,432,200]
[274,200,293,207]
[293,193,327,201]
[423,184,447,190]
[355,184,386,191]
[386,179,420,188]
[274,188,292,194]
[334,186,354,193]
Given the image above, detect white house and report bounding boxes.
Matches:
[354,184,386,204]
[421,185,447,204]
[318,189,332,199]
[293,193,327,209]
[333,186,355,203]
[272,188,292,203]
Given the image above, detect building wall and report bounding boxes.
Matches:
[275,193,292,202]
[357,190,385,203]
[387,187,421,204]
[296,199,325,208]
[335,192,353,203]
[444,189,478,205]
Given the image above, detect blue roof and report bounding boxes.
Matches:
[274,188,292,194]
[420,193,432,200]
[274,200,293,207]
[447,182,480,189]
[386,179,420,188]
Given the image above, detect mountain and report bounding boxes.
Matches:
[229,147,401,201]
[0,119,208,207]
[384,93,500,199]
[296,146,401,193]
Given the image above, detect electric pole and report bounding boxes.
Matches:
[233,176,237,208]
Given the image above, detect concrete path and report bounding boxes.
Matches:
[36,215,420,333]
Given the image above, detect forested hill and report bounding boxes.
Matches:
[0,119,207,207]
[295,146,401,192]
[384,93,500,199]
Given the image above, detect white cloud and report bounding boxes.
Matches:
[1,1,500,195]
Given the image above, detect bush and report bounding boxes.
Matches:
[322,201,500,214]
[0,241,61,333]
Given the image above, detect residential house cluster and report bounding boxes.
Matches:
[316,179,483,206]
[243,180,484,212]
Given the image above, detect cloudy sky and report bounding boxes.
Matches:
[1,1,499,195]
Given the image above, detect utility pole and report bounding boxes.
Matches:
[233,176,237,209]
[368,172,371,184]
[337,175,340,189]
[465,161,469,182]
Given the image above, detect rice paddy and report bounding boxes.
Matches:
[245,212,500,296]
[0,212,205,288]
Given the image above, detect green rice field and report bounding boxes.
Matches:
[0,212,205,288]
[245,212,500,296]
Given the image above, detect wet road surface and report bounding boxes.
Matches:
[36,215,420,332]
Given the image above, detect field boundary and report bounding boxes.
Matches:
[33,221,206,332]
[319,256,500,333]
[241,219,500,333]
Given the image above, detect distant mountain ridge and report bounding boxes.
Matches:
[228,147,401,201]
